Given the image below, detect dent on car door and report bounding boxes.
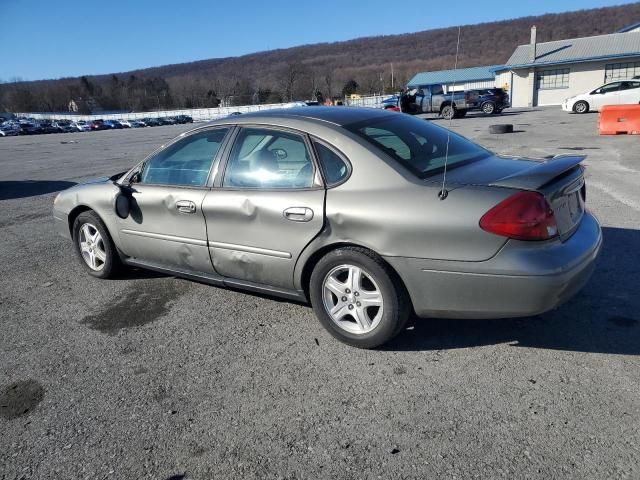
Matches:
[202,126,325,290]
[116,127,230,273]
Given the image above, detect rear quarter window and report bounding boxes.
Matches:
[313,141,350,186]
[346,114,490,178]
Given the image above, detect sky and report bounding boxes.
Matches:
[1,0,637,81]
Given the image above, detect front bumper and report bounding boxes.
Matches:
[561,101,573,112]
[53,207,71,240]
[385,212,602,319]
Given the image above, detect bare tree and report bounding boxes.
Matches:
[280,62,305,102]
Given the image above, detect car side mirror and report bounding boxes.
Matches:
[115,192,130,219]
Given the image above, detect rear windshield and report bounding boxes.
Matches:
[345,114,491,178]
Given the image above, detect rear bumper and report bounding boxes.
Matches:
[385,212,602,319]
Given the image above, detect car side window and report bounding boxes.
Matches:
[620,81,640,91]
[361,126,411,160]
[141,128,229,186]
[600,82,621,94]
[313,141,349,186]
[224,128,314,189]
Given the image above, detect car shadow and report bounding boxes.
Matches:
[383,226,640,355]
[0,180,77,200]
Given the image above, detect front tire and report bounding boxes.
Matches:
[72,211,120,279]
[573,101,589,114]
[309,247,410,348]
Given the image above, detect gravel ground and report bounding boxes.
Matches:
[0,108,639,480]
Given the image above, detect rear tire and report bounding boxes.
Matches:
[72,211,121,279]
[481,102,496,114]
[573,101,589,114]
[309,247,410,348]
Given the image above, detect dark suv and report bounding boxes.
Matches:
[467,88,510,115]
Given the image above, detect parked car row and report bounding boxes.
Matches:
[0,115,193,137]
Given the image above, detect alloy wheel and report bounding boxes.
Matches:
[482,102,495,114]
[78,223,106,271]
[322,264,384,334]
[575,102,588,113]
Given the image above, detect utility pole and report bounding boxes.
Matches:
[391,62,395,90]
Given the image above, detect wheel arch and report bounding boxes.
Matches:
[67,205,93,235]
[439,101,453,112]
[68,205,127,259]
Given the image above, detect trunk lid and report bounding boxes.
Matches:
[436,154,586,240]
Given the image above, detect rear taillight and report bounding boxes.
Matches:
[480,191,558,241]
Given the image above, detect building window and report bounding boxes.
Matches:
[605,62,640,82]
[536,69,570,89]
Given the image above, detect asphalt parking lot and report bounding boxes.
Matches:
[1,107,639,479]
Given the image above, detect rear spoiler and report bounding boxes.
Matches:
[489,155,585,190]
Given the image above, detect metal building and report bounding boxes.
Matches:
[407,65,503,93]
[497,26,640,107]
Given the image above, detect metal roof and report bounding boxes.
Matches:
[618,22,640,33]
[407,65,502,87]
[504,31,640,69]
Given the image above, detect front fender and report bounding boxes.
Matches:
[52,182,125,252]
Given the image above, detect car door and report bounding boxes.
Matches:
[116,127,231,273]
[202,126,325,290]
[590,82,621,109]
[619,81,640,104]
[417,86,430,113]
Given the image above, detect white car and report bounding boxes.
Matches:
[562,80,640,113]
[75,121,91,132]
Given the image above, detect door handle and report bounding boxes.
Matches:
[176,200,196,214]
[283,207,314,222]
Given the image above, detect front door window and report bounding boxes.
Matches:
[141,128,229,186]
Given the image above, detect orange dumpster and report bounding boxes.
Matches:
[598,104,640,135]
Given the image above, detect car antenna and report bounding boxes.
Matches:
[438,25,462,201]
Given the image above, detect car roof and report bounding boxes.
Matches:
[227,106,394,126]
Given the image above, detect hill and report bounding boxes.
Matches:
[2,3,639,113]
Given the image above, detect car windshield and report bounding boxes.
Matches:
[345,114,491,178]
